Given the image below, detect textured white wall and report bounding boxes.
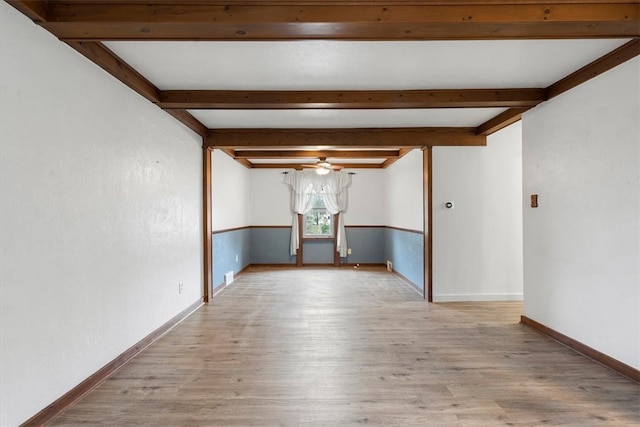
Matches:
[385,149,424,231]
[343,169,387,225]
[0,5,203,426]
[249,169,292,226]
[211,150,251,230]
[522,58,639,369]
[248,168,387,226]
[433,123,523,301]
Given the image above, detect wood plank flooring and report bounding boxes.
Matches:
[49,267,639,426]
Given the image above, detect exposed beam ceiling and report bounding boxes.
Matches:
[30,1,640,41]
[159,89,546,109]
[475,107,528,136]
[546,37,640,99]
[65,41,159,103]
[205,127,486,149]
[5,1,639,169]
[232,150,401,159]
[251,162,386,169]
[163,109,210,137]
[225,148,407,169]
[476,38,639,134]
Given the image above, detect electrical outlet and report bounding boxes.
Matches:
[235,254,239,262]
[178,282,184,294]
[347,248,352,255]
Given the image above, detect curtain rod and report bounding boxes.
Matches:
[281,171,356,175]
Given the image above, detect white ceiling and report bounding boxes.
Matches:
[6,1,634,168]
[106,40,629,91]
[188,107,508,128]
[103,38,631,166]
[105,39,629,132]
[249,157,385,165]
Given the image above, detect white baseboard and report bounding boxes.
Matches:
[433,293,523,302]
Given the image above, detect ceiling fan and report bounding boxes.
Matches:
[301,157,343,175]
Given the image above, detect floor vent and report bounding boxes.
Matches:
[224,271,234,286]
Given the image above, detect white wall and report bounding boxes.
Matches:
[433,123,523,301]
[248,168,387,226]
[0,4,203,426]
[385,149,424,231]
[211,149,250,230]
[343,169,386,225]
[249,168,292,225]
[522,58,639,369]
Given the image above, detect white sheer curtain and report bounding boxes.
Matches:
[283,170,352,257]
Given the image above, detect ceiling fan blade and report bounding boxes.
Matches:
[299,158,343,172]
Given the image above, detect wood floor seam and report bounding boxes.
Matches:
[46,268,640,426]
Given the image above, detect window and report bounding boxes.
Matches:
[303,194,333,238]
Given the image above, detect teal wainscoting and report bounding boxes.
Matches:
[302,239,335,264]
[250,227,296,265]
[212,225,424,292]
[212,227,251,289]
[384,227,424,292]
[343,227,386,265]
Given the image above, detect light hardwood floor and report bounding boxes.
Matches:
[50,267,639,426]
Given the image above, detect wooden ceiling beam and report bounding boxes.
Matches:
[381,148,413,168]
[6,0,48,22]
[63,41,209,137]
[64,41,159,103]
[35,2,638,40]
[476,38,640,135]
[250,163,384,170]
[163,109,209,138]
[546,38,640,100]
[232,150,400,159]
[475,107,529,135]
[205,128,485,149]
[159,89,545,109]
[221,149,252,168]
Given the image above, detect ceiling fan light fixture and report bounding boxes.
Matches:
[316,166,331,175]
[301,157,341,174]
